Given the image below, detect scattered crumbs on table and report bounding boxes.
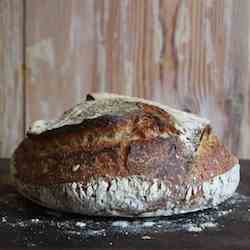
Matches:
[184,221,218,233]
[141,235,151,240]
[200,222,218,229]
[1,216,7,222]
[75,222,86,227]
[0,191,249,246]
[112,221,129,228]
[66,230,81,235]
[17,221,26,227]
[56,221,72,229]
[87,229,106,236]
[217,209,233,216]
[184,224,203,233]
[76,221,87,227]
[31,218,40,223]
[143,221,155,227]
[27,243,36,247]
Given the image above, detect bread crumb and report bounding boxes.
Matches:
[185,224,203,232]
[184,221,218,233]
[142,235,151,240]
[87,229,106,236]
[31,218,40,223]
[112,221,129,228]
[143,221,155,227]
[217,209,232,216]
[76,222,86,227]
[66,230,81,235]
[17,221,26,227]
[72,164,80,172]
[1,217,7,223]
[27,243,36,247]
[200,222,218,229]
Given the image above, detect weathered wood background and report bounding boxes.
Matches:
[0,0,249,159]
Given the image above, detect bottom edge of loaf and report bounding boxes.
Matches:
[14,164,240,218]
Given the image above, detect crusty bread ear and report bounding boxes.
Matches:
[87,92,209,127]
[86,93,96,101]
[86,92,210,154]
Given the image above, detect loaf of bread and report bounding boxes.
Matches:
[11,93,240,217]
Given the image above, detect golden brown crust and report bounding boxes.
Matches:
[13,99,238,188]
[14,136,188,185]
[13,102,182,185]
[11,94,240,218]
[127,137,187,184]
[189,126,239,183]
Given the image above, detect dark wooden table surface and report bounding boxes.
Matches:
[0,159,250,250]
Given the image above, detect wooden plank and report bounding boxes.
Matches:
[150,0,250,158]
[0,0,24,158]
[155,1,229,134]
[25,0,96,125]
[25,0,171,121]
[225,1,250,158]
[25,0,249,158]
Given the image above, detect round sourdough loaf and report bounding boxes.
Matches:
[11,93,240,217]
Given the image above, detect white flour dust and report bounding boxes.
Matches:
[0,192,249,239]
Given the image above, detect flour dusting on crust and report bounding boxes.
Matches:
[15,164,239,217]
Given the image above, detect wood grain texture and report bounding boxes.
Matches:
[226,1,250,158]
[0,0,24,157]
[0,0,249,158]
[25,0,96,124]
[167,0,250,159]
